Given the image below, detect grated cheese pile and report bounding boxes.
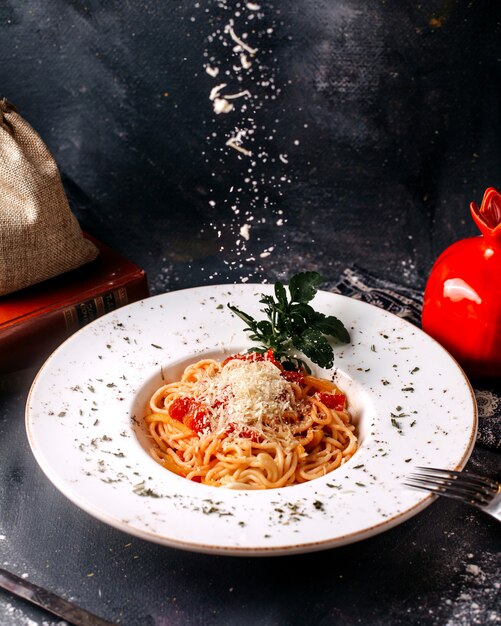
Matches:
[198,360,299,446]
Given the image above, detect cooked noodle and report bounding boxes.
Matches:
[144,352,358,489]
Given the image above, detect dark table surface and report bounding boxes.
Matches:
[1,1,500,624]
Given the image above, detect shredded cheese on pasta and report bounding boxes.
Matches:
[197,360,297,444]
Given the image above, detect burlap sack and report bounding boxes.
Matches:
[0,99,98,296]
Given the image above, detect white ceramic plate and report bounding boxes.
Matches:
[26,284,477,556]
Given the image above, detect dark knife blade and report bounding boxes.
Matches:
[0,567,114,626]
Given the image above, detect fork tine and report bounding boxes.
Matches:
[406,476,492,506]
[409,472,497,499]
[415,467,500,491]
[403,480,489,506]
[405,468,501,521]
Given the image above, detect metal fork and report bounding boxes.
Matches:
[405,466,501,522]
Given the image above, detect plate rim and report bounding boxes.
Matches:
[25,283,478,556]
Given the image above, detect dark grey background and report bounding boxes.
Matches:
[1,1,500,625]
[2,0,500,292]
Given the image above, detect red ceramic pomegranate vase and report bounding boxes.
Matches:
[422,187,501,380]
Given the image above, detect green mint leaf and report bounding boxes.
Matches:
[247,347,266,355]
[289,302,316,320]
[228,271,349,371]
[292,328,334,369]
[287,311,308,335]
[256,320,273,336]
[288,272,323,303]
[274,281,288,308]
[227,305,257,330]
[310,315,350,343]
[259,294,275,307]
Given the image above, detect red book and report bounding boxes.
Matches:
[0,234,149,375]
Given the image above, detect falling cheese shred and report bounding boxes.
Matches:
[213,98,234,114]
[225,24,257,55]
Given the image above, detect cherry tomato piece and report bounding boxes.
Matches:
[281,370,305,385]
[169,397,192,421]
[317,392,346,410]
[186,407,210,434]
[224,422,263,442]
[222,349,280,368]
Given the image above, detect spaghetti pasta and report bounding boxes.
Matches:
[144,351,358,489]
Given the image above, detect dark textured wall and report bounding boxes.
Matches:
[1,0,500,292]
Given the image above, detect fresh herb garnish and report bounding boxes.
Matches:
[228,271,350,371]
